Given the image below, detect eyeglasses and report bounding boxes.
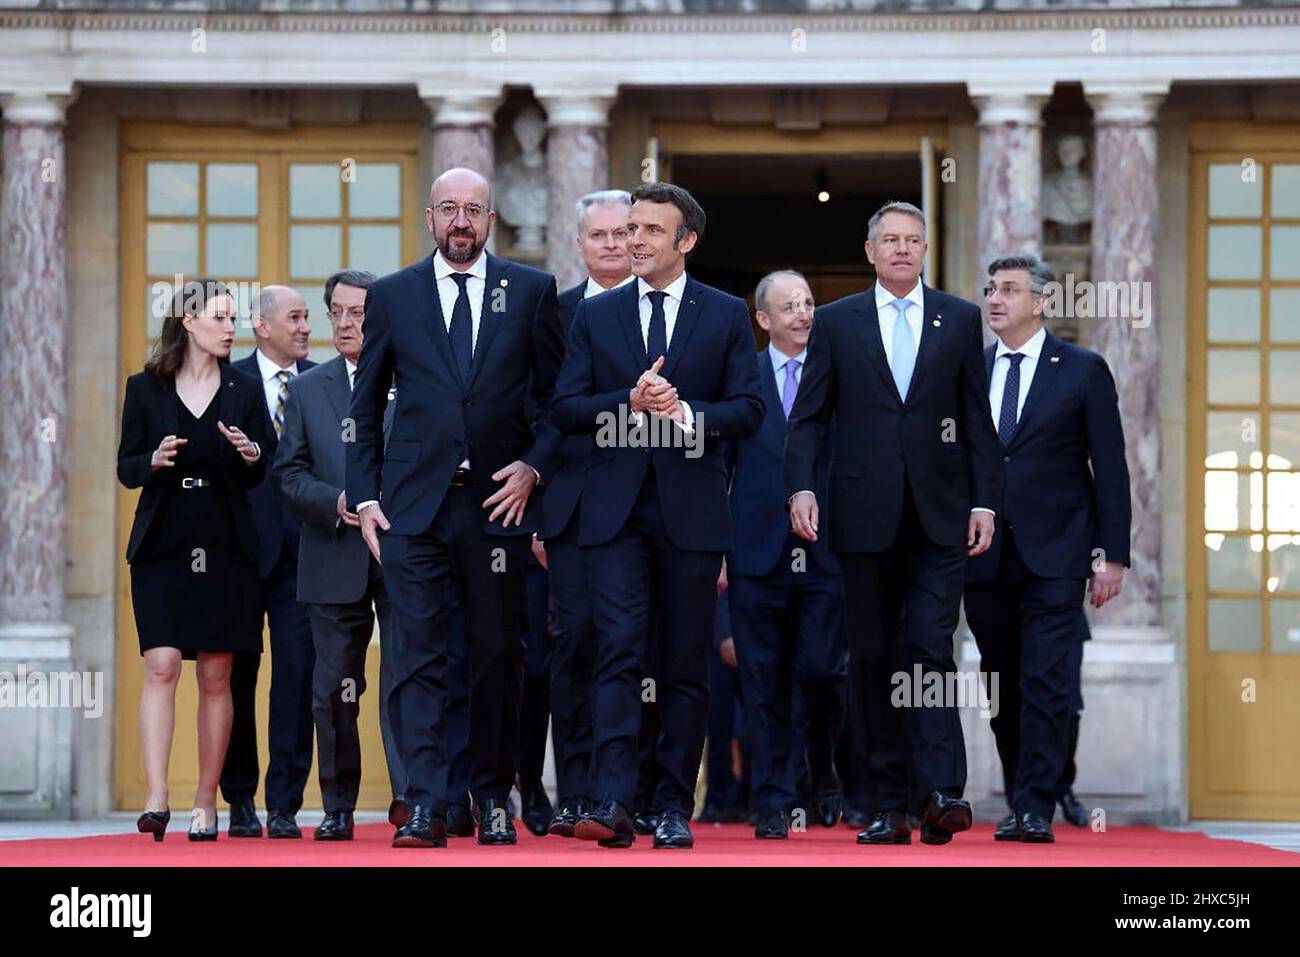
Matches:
[432,201,488,221]
[329,306,365,325]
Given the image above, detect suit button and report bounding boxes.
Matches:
[1003,455,1011,462]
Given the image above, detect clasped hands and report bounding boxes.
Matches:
[629,355,686,424]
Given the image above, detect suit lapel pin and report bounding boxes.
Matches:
[499,278,508,287]
[1050,356,1060,363]
[932,319,941,327]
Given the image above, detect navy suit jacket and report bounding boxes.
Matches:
[784,284,1002,553]
[966,332,1132,582]
[345,251,564,537]
[727,350,836,579]
[551,276,765,552]
[540,280,592,540]
[234,351,316,579]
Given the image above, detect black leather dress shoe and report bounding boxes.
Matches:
[446,802,475,838]
[476,797,518,845]
[388,799,409,829]
[814,789,843,828]
[994,813,1023,842]
[575,800,635,848]
[632,809,659,835]
[267,809,302,839]
[548,797,587,838]
[753,809,789,840]
[314,811,354,841]
[857,810,911,845]
[1019,812,1055,843]
[393,804,447,848]
[841,805,871,829]
[919,791,972,845]
[1059,790,1089,828]
[227,798,262,838]
[652,810,695,849]
[519,781,554,837]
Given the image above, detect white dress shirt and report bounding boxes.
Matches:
[433,248,487,354]
[874,279,925,369]
[345,358,357,392]
[988,326,1046,431]
[769,343,807,406]
[255,347,301,419]
[584,273,635,299]
[634,272,694,433]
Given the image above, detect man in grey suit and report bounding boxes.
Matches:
[272,268,406,839]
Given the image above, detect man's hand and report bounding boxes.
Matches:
[1090,561,1125,608]
[790,491,819,542]
[336,491,360,527]
[719,637,738,670]
[359,503,391,563]
[717,557,728,596]
[531,535,548,570]
[630,355,679,416]
[484,460,538,528]
[967,511,995,557]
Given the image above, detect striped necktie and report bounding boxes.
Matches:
[273,369,292,437]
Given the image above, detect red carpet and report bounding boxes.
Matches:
[3,822,1297,867]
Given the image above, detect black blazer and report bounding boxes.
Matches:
[117,362,268,564]
[965,332,1132,582]
[540,280,593,540]
[551,276,765,552]
[784,284,1002,553]
[345,251,564,536]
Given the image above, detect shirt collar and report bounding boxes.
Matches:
[255,347,297,382]
[995,325,1047,361]
[344,357,358,378]
[637,271,688,304]
[584,274,635,299]
[874,279,924,314]
[433,248,487,282]
[768,343,807,374]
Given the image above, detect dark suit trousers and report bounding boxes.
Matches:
[546,522,597,800]
[380,485,528,809]
[705,650,744,809]
[307,559,404,812]
[221,551,316,812]
[517,558,552,785]
[586,474,723,814]
[730,550,846,812]
[1061,628,1085,793]
[837,485,968,813]
[963,527,1085,818]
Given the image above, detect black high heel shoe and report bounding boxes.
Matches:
[188,808,219,842]
[137,809,171,842]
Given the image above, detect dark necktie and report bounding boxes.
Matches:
[448,272,473,385]
[646,290,668,363]
[998,352,1025,446]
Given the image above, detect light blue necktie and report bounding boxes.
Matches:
[782,358,801,419]
[890,298,916,401]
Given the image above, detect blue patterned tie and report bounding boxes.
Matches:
[998,353,1026,446]
[782,358,801,419]
[448,272,473,385]
[890,299,916,401]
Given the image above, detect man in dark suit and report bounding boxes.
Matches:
[552,182,764,849]
[223,285,317,839]
[787,201,1001,846]
[536,189,634,837]
[346,167,564,848]
[728,270,846,839]
[965,254,1130,844]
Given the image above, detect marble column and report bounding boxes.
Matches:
[0,89,75,817]
[421,89,503,182]
[537,91,616,291]
[970,85,1052,281]
[1085,83,1169,629]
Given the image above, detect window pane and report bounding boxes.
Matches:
[1208,226,1261,280]
[290,224,340,279]
[1207,287,1260,342]
[1270,352,1300,405]
[1206,534,1262,591]
[1270,599,1300,654]
[1269,537,1300,594]
[1272,414,1300,469]
[147,161,198,216]
[1204,471,1259,532]
[290,163,341,218]
[1208,597,1260,652]
[146,222,197,276]
[1269,226,1300,280]
[349,163,401,218]
[1208,349,1259,404]
[348,224,401,277]
[145,285,166,343]
[1208,163,1262,219]
[206,224,258,278]
[1272,164,1300,218]
[1267,471,1300,534]
[1271,289,1300,343]
[206,163,258,217]
[1207,411,1261,466]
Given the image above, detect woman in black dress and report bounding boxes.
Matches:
[118,279,268,841]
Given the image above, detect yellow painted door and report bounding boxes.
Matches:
[115,123,420,811]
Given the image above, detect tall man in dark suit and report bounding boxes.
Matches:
[787,201,1001,846]
[728,270,846,839]
[223,285,317,839]
[537,189,634,837]
[347,167,564,848]
[552,182,764,849]
[965,255,1130,844]
[272,268,409,840]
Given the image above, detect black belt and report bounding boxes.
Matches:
[178,477,221,490]
[450,468,472,487]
